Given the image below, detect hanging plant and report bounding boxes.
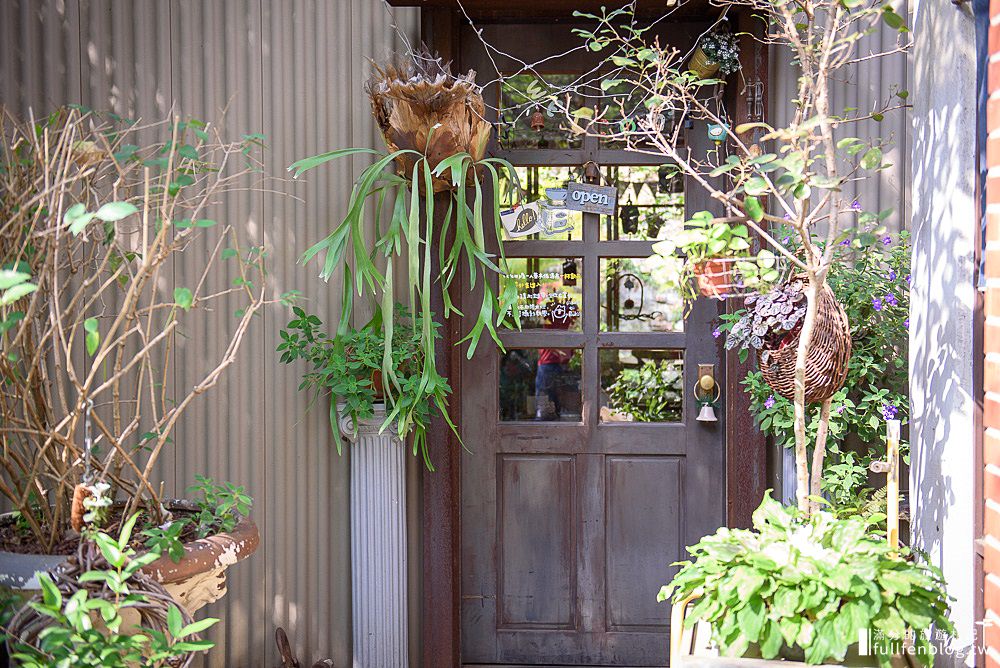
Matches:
[689,27,741,79]
[288,51,519,448]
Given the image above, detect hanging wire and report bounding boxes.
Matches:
[82,397,95,485]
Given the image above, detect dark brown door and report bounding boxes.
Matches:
[459,22,725,667]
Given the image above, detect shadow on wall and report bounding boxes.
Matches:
[909,0,978,662]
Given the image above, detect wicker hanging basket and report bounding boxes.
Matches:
[757,281,852,403]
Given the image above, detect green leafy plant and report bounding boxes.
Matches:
[725,279,808,361]
[698,28,741,76]
[287,54,519,449]
[277,303,451,468]
[659,494,954,667]
[652,212,779,300]
[7,514,217,667]
[731,232,910,507]
[141,520,189,565]
[186,476,253,538]
[606,359,683,422]
[0,107,271,550]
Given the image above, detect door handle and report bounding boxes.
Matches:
[694,364,720,422]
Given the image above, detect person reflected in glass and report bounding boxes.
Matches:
[535,296,580,420]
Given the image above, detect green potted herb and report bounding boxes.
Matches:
[653,211,776,299]
[660,493,954,666]
[277,304,453,470]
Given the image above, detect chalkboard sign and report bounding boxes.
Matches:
[565,182,617,216]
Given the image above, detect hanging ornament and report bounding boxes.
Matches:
[530,110,545,132]
[707,123,728,145]
[646,213,664,238]
[620,205,640,234]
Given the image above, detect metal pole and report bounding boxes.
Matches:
[886,419,900,551]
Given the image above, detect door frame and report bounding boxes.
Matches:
[414,7,768,667]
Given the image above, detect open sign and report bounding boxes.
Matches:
[565,182,617,216]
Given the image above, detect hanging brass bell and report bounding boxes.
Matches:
[530,110,545,132]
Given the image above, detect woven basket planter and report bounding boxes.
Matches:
[757,283,851,403]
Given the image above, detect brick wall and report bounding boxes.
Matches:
[984,1,1000,665]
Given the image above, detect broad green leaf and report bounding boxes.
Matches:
[174,287,194,311]
[84,317,100,355]
[94,201,138,222]
[861,147,883,170]
[744,196,764,222]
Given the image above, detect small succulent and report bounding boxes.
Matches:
[725,279,807,352]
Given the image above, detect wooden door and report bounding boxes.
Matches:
[459,21,725,667]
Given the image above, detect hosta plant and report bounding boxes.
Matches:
[659,494,953,667]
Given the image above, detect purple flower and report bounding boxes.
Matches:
[885,293,898,307]
[904,317,909,329]
[882,235,892,246]
[905,274,911,284]
[872,297,883,311]
[839,239,850,246]
[712,327,722,338]
[764,396,776,409]
[783,213,792,221]
[782,236,791,244]
[850,199,862,212]
[888,269,897,281]
[836,405,845,415]
[881,403,899,421]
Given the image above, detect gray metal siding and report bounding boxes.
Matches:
[768,6,912,232]
[0,2,417,666]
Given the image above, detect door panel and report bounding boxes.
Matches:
[459,21,723,667]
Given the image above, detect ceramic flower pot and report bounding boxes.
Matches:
[689,46,721,79]
[0,503,259,615]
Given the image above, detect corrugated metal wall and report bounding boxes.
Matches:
[0,2,418,667]
[768,4,912,232]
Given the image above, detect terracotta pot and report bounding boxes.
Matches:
[688,46,721,79]
[0,504,259,615]
[694,259,734,298]
[370,369,385,400]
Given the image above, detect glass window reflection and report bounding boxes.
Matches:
[599,349,684,423]
[500,348,583,422]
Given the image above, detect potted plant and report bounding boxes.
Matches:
[723,276,852,407]
[660,493,954,667]
[653,211,778,299]
[7,515,220,667]
[0,107,271,652]
[688,27,741,80]
[277,304,452,469]
[287,50,519,440]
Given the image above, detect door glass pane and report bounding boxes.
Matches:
[601,256,684,332]
[599,349,684,423]
[500,348,583,422]
[501,166,583,241]
[498,74,584,150]
[501,257,583,331]
[600,165,684,241]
